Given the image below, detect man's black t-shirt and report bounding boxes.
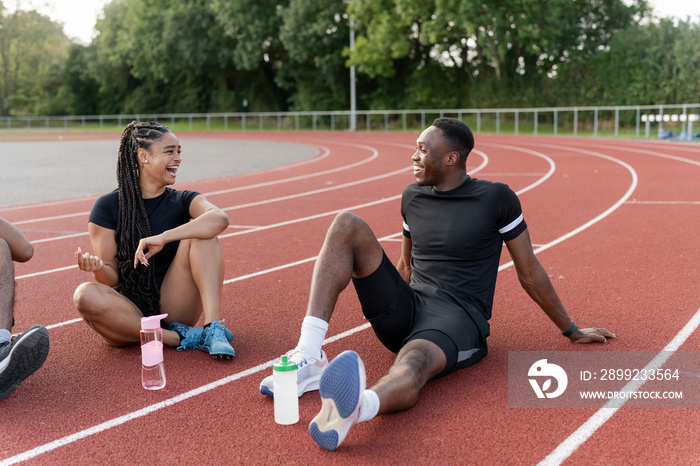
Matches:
[401,176,527,338]
[88,187,200,288]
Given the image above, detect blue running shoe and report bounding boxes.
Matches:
[168,322,233,351]
[199,321,235,359]
[309,350,365,451]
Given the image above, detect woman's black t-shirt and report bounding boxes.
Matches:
[88,187,200,295]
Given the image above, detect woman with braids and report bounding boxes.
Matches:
[72,121,235,359]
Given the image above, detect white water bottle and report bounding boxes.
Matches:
[273,355,299,425]
[140,313,168,390]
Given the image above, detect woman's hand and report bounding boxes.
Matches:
[134,235,166,268]
[75,246,104,272]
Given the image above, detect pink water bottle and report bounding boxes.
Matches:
[140,313,168,390]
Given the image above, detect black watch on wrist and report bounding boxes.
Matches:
[562,322,577,337]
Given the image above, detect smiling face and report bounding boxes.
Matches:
[412,125,453,188]
[137,131,182,191]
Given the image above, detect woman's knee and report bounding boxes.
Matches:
[73,282,107,317]
[180,236,223,261]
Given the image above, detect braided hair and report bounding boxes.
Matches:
[115,121,171,316]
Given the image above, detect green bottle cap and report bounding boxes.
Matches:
[273,355,297,372]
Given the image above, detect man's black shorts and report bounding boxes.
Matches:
[351,252,487,378]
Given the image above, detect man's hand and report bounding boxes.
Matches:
[568,327,616,344]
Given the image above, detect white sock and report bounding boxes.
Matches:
[357,389,380,423]
[0,329,11,345]
[296,316,328,360]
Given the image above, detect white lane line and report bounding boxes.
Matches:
[222,165,410,212]
[17,265,77,280]
[0,196,95,213]
[538,306,700,466]
[479,143,556,196]
[203,142,377,196]
[31,232,88,244]
[626,200,700,205]
[583,143,700,167]
[498,145,638,270]
[12,211,91,226]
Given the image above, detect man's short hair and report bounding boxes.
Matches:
[432,118,474,162]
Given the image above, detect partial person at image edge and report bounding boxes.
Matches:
[0,217,50,401]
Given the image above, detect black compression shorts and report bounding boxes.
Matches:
[351,252,487,378]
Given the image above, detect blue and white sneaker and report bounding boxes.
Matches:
[260,348,328,397]
[199,321,235,359]
[309,350,365,451]
[168,322,233,351]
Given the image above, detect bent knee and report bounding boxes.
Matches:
[181,236,222,252]
[330,211,370,237]
[73,282,108,316]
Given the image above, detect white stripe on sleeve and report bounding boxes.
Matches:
[498,213,524,235]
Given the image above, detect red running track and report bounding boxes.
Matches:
[1,131,699,465]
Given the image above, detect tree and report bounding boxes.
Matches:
[210,0,292,111]
[276,0,350,110]
[347,0,648,108]
[0,2,70,116]
[552,17,700,106]
[90,0,239,113]
[59,44,101,115]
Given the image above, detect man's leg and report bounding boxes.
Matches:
[309,339,445,450]
[368,339,446,414]
[0,239,15,332]
[0,239,50,400]
[306,211,385,321]
[260,211,385,397]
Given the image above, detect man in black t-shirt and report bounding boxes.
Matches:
[262,118,615,451]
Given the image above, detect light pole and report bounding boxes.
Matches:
[349,18,356,131]
[345,1,357,131]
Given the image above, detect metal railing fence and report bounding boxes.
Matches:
[1,103,699,139]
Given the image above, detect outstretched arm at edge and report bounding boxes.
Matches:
[0,217,33,263]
